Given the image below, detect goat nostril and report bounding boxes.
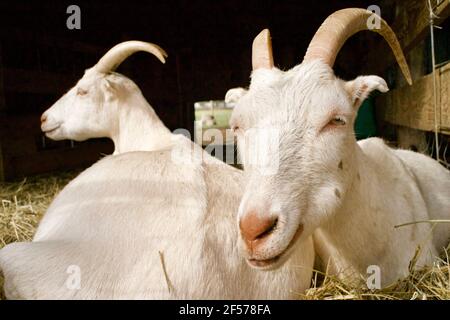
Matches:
[240,212,278,243]
[255,218,278,240]
[41,114,47,123]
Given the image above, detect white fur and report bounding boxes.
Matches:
[41,69,172,154]
[228,60,450,286]
[0,65,315,299]
[225,87,248,105]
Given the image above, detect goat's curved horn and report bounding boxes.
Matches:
[303,8,412,85]
[252,29,274,70]
[95,41,168,73]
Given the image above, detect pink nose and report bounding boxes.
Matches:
[40,113,47,124]
[239,211,278,252]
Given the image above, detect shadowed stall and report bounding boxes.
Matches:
[0,0,449,300]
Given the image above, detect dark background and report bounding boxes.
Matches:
[0,0,405,179]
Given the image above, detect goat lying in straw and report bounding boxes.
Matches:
[228,8,450,287]
[0,41,315,299]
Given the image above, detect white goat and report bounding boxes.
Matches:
[40,41,172,154]
[0,41,315,299]
[227,9,450,286]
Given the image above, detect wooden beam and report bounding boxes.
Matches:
[377,62,450,133]
[0,42,5,110]
[441,62,450,132]
[0,42,5,180]
[0,139,4,181]
[367,0,450,75]
[396,0,448,52]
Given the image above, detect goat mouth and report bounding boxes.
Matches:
[246,224,304,269]
[42,124,61,135]
[248,255,280,268]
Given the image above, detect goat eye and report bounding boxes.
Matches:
[77,88,88,96]
[329,116,346,126]
[231,125,242,134]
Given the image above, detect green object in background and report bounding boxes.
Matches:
[194,100,234,129]
[195,108,232,128]
[354,97,377,140]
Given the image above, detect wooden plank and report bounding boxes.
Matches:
[367,0,450,75]
[0,140,4,181]
[0,42,6,180]
[377,62,450,132]
[0,42,5,110]
[394,0,449,53]
[441,62,450,132]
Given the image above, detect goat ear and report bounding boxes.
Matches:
[102,79,118,101]
[102,79,115,91]
[225,87,248,105]
[344,76,389,109]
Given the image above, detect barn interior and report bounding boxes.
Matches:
[0,0,447,180]
[0,0,450,301]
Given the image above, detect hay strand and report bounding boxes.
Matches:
[159,250,174,294]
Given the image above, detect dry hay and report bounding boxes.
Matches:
[0,172,76,247]
[0,171,77,300]
[0,171,449,300]
[302,249,450,300]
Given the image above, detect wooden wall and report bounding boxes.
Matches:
[378,63,450,133]
[372,0,449,153]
